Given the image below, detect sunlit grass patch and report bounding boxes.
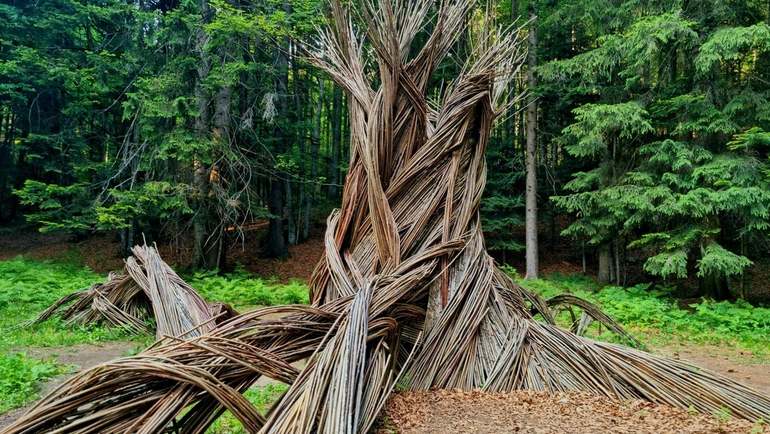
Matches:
[0,257,138,412]
[514,271,770,358]
[206,383,289,434]
[0,353,66,413]
[0,257,134,351]
[188,268,309,311]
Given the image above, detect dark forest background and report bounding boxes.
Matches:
[1,0,769,301]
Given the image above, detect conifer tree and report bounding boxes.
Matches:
[542,4,770,295]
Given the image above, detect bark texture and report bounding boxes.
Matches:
[524,10,539,280]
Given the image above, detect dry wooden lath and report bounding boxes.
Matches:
[33,244,231,339]
[5,1,770,433]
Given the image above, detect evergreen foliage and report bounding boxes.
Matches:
[539,0,770,295]
[1,0,770,298]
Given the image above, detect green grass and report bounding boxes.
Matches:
[188,268,309,311]
[515,271,770,358]
[0,257,309,413]
[0,257,136,411]
[0,257,134,351]
[0,353,65,413]
[206,384,288,434]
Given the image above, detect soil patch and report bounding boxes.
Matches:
[656,343,770,395]
[0,229,325,280]
[378,390,767,433]
[0,231,124,272]
[19,341,139,368]
[230,235,324,282]
[0,341,138,429]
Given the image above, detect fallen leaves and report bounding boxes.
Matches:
[378,390,768,434]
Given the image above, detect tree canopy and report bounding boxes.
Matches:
[1,0,770,300]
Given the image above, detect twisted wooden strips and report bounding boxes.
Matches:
[31,244,221,339]
[4,306,334,433]
[127,244,217,338]
[5,1,770,433]
[307,0,770,423]
[3,241,447,433]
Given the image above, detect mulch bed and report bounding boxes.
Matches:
[378,390,766,433]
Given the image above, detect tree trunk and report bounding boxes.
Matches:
[288,45,300,246]
[192,0,213,268]
[0,109,12,223]
[598,244,612,283]
[739,235,747,299]
[286,177,296,245]
[205,80,231,269]
[614,239,621,286]
[303,78,324,240]
[524,11,539,280]
[265,0,291,258]
[700,273,730,300]
[265,178,287,258]
[327,86,342,199]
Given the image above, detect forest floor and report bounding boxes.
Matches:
[377,390,767,433]
[0,228,325,281]
[657,344,770,395]
[0,341,138,428]
[1,231,769,432]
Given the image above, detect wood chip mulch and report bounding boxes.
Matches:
[377,390,767,433]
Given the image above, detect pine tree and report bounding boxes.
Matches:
[542,3,770,296]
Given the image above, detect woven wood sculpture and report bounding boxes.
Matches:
[4,1,769,433]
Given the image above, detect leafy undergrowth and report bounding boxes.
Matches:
[0,257,132,350]
[206,384,288,434]
[0,354,65,413]
[515,271,770,358]
[0,257,309,413]
[0,257,134,411]
[188,268,309,311]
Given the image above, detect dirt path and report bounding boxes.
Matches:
[655,343,770,395]
[19,341,140,368]
[0,341,138,429]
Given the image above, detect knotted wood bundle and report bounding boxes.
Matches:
[4,1,770,433]
[32,244,230,339]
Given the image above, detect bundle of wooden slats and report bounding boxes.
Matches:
[4,1,770,433]
[32,244,229,339]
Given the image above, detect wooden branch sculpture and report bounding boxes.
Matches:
[32,244,231,340]
[4,1,769,433]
